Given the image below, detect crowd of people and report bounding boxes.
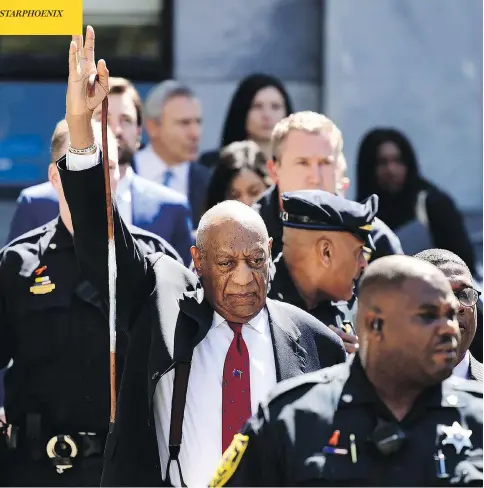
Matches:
[0,26,482,487]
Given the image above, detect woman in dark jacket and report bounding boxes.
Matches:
[356,127,476,276]
[200,73,293,168]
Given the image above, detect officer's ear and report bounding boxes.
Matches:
[317,237,333,267]
[267,158,279,184]
[48,162,61,190]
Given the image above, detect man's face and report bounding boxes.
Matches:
[271,130,339,197]
[322,232,368,301]
[439,262,477,362]
[147,95,202,163]
[192,220,272,323]
[375,141,408,193]
[372,277,460,385]
[93,92,140,165]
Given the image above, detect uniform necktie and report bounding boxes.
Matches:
[163,169,173,187]
[222,321,251,453]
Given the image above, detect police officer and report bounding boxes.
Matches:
[269,190,377,353]
[211,255,483,487]
[0,120,182,487]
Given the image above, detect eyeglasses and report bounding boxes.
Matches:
[455,287,481,308]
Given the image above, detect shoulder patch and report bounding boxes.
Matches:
[2,222,52,250]
[209,433,249,487]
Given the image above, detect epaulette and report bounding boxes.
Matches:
[0,221,56,253]
[130,225,161,242]
[266,361,349,406]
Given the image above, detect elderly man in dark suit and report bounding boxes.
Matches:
[414,248,483,382]
[55,26,346,487]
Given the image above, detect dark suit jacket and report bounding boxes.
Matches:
[58,154,346,487]
[187,162,211,227]
[7,175,194,265]
[199,149,219,169]
[469,353,483,382]
[131,157,211,228]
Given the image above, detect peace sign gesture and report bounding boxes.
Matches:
[66,25,109,120]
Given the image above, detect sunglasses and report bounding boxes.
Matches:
[455,287,481,308]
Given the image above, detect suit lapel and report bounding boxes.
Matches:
[266,299,307,382]
[147,281,213,419]
[469,354,483,382]
[177,284,214,358]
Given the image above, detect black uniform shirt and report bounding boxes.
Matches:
[213,355,483,487]
[269,253,355,333]
[0,217,181,435]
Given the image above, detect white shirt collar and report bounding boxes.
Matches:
[138,144,189,172]
[116,165,134,195]
[453,350,470,379]
[135,144,190,195]
[211,308,268,334]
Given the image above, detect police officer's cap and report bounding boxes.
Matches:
[280,190,379,251]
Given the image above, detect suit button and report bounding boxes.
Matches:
[152,371,160,380]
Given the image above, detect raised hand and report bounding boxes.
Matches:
[66,25,109,120]
[65,25,109,149]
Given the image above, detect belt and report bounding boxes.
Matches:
[45,432,106,473]
[4,415,106,474]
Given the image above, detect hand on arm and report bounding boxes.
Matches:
[328,325,359,354]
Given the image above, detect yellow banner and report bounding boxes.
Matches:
[0,0,82,35]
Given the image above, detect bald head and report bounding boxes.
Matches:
[196,200,269,254]
[359,255,452,304]
[191,200,272,324]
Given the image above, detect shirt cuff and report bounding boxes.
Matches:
[66,146,100,171]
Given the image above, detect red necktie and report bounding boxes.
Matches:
[222,321,251,453]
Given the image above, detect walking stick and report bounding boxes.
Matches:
[87,74,117,429]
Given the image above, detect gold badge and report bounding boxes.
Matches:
[209,433,249,487]
[30,267,56,294]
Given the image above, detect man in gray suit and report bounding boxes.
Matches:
[133,80,211,227]
[415,248,483,381]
